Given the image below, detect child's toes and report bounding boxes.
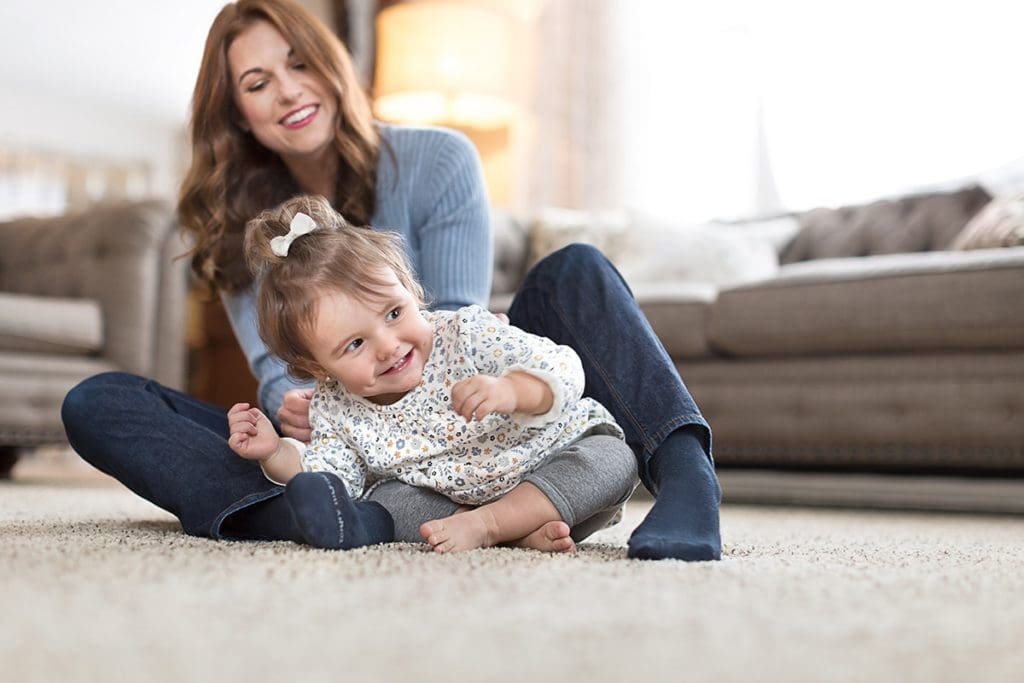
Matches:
[551,536,577,553]
[420,520,449,546]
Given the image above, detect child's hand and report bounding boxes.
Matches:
[451,375,517,421]
[227,403,281,461]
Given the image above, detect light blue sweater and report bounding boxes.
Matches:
[221,124,493,419]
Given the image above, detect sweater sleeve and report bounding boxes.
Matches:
[412,129,493,311]
[457,306,585,428]
[219,286,314,422]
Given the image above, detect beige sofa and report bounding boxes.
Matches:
[494,185,1024,474]
[0,200,188,473]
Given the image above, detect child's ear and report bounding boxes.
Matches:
[299,360,330,382]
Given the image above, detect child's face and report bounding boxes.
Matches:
[305,272,433,405]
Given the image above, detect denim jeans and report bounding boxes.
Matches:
[61,244,709,538]
[508,244,711,491]
[61,371,284,537]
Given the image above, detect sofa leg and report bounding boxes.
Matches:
[0,447,19,479]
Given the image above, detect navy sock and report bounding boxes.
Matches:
[284,472,395,550]
[628,428,722,561]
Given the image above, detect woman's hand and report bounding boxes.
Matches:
[277,388,314,442]
[227,403,280,461]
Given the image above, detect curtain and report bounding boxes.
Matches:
[521,0,1024,223]
[516,0,621,213]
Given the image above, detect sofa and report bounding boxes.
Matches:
[492,185,1024,474]
[0,200,188,474]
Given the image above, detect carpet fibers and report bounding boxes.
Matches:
[2,476,1022,683]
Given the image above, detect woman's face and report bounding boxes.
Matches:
[228,19,337,166]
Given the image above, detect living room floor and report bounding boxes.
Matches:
[3,448,1022,682]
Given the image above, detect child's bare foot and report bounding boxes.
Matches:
[420,508,498,553]
[512,521,576,553]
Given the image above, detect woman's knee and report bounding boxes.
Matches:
[528,243,609,283]
[61,372,139,434]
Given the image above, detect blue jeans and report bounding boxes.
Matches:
[508,244,710,491]
[61,244,709,538]
[61,372,283,537]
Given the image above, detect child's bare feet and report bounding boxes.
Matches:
[512,521,576,553]
[420,508,497,553]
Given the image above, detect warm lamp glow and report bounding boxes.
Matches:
[374,2,519,129]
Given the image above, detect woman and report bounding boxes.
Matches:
[61,0,720,561]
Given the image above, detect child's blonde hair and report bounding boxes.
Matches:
[244,195,425,380]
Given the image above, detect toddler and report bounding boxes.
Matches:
[228,195,636,553]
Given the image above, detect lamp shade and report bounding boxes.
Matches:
[374,1,518,129]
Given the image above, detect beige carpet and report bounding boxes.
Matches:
[2,464,1023,682]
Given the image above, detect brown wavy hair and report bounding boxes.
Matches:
[179,0,380,292]
[244,195,424,381]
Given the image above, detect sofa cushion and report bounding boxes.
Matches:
[709,247,1024,356]
[0,351,117,444]
[679,351,1024,470]
[781,185,992,263]
[634,282,717,358]
[949,193,1024,250]
[0,292,103,355]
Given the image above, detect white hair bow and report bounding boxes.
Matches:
[270,212,319,257]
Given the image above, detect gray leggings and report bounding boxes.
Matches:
[366,432,638,543]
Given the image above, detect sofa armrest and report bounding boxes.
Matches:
[0,201,189,388]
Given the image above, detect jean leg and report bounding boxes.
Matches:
[61,371,281,538]
[507,244,711,490]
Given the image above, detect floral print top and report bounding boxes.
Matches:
[302,305,623,504]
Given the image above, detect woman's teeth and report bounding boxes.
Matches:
[283,105,316,125]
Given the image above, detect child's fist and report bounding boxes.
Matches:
[451,375,516,421]
[226,403,280,461]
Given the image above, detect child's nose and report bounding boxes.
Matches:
[377,337,400,361]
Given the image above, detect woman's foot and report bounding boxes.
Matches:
[511,521,576,553]
[628,430,722,562]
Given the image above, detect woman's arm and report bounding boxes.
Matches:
[381,127,493,311]
[220,286,315,423]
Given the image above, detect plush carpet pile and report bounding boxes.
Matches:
[2,472,1022,682]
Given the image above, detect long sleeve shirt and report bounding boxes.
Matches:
[301,306,623,504]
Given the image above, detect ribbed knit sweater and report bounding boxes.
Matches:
[221,124,494,419]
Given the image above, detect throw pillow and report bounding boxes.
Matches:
[527,207,631,270]
[617,222,779,287]
[948,193,1024,249]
